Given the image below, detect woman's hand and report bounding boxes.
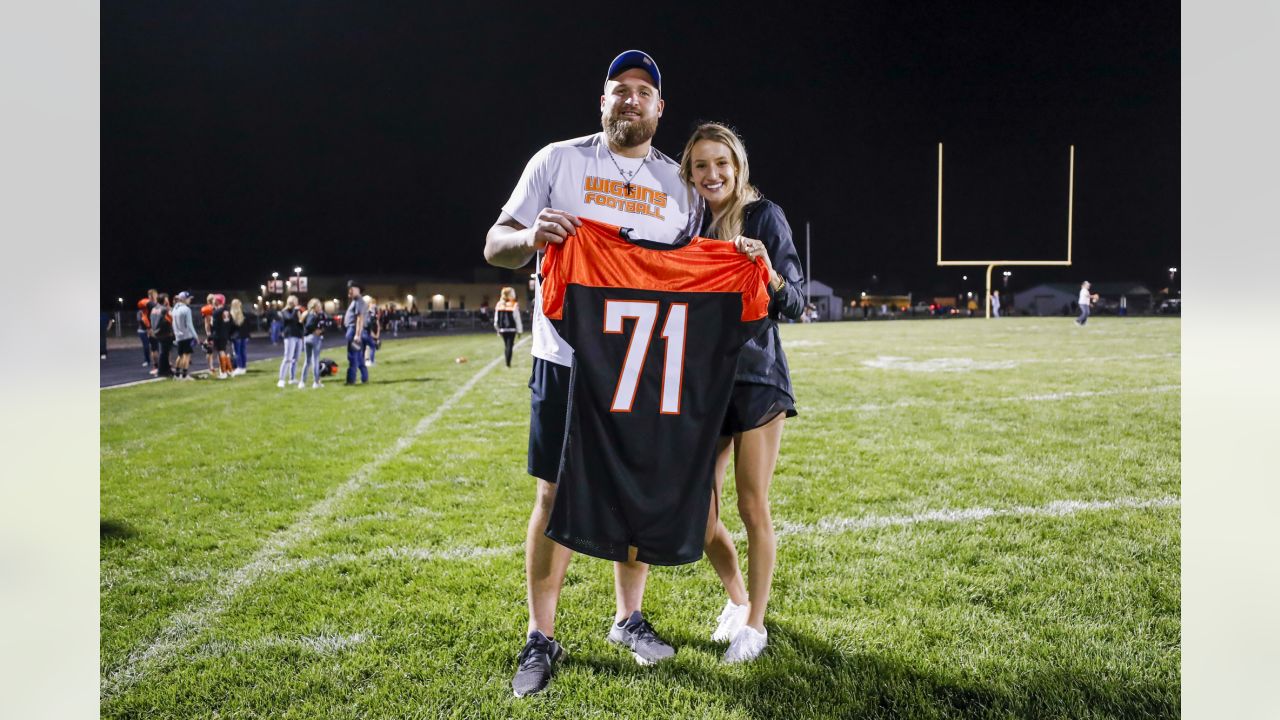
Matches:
[733,235,781,290]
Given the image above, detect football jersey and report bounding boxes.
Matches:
[540,218,770,566]
[501,132,704,367]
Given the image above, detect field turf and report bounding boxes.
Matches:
[100,317,1180,719]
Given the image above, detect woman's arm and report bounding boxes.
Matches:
[754,204,807,320]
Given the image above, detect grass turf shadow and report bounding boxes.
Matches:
[570,620,1176,719]
[100,519,139,541]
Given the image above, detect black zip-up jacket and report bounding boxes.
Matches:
[702,198,806,399]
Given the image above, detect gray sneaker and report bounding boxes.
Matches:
[605,611,676,666]
[512,630,565,698]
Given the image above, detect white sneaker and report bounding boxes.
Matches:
[276,380,286,388]
[233,368,246,376]
[723,625,767,664]
[297,382,306,389]
[712,600,749,643]
[312,382,323,389]
[142,361,151,367]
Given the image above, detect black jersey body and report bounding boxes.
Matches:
[541,218,770,565]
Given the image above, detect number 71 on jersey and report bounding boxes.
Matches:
[604,300,687,415]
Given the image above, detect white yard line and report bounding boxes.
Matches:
[101,339,526,701]
[817,384,1180,413]
[767,495,1179,540]
[253,495,1179,579]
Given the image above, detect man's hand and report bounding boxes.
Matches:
[486,209,579,268]
[530,208,582,249]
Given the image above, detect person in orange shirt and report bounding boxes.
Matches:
[137,289,157,370]
[201,295,219,377]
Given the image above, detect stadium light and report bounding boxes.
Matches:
[1168,267,1178,281]
[117,297,123,305]
[294,266,302,275]
[1002,270,1012,289]
[271,272,278,279]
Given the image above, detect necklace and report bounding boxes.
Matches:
[605,147,647,195]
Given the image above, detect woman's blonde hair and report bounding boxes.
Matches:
[306,298,322,313]
[230,298,245,325]
[678,122,760,241]
[286,295,298,309]
[500,286,516,301]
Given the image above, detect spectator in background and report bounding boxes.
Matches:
[493,286,523,368]
[150,293,175,378]
[269,306,283,345]
[200,295,219,377]
[212,294,234,379]
[137,289,157,368]
[277,295,304,388]
[230,298,250,375]
[364,297,381,367]
[171,292,196,380]
[990,290,1001,318]
[1076,281,1097,327]
[100,311,114,359]
[301,298,329,389]
[343,281,369,385]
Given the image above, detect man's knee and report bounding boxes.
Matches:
[533,478,558,516]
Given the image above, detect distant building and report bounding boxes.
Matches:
[806,279,845,321]
[1013,282,1152,316]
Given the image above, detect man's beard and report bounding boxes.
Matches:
[602,111,658,149]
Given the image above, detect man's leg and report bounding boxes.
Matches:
[526,479,572,636]
[345,330,358,384]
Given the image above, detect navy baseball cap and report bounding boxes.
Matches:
[606,50,661,92]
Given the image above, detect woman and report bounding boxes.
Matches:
[301,298,328,389]
[493,286,523,368]
[229,298,250,375]
[277,295,304,388]
[679,122,805,664]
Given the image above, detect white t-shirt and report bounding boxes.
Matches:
[1078,287,1092,305]
[501,132,704,366]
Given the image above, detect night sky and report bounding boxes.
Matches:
[101,1,1179,306]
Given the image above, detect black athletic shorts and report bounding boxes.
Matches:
[177,339,194,355]
[148,337,159,351]
[720,382,797,436]
[527,357,571,482]
[214,338,228,352]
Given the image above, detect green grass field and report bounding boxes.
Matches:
[100,317,1180,719]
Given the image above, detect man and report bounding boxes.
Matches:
[990,289,1001,318]
[210,294,233,379]
[149,293,175,377]
[201,294,219,377]
[172,292,197,380]
[484,50,703,697]
[343,281,369,385]
[1076,280,1097,326]
[136,289,157,367]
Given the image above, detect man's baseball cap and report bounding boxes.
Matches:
[606,50,661,92]
[175,291,191,301]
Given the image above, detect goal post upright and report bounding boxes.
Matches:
[936,142,1075,317]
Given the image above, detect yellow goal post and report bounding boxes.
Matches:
[936,143,1074,317]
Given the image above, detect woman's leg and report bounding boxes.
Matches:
[703,435,748,606]
[503,332,515,367]
[278,339,293,383]
[735,413,786,631]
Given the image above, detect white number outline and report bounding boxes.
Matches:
[602,300,688,415]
